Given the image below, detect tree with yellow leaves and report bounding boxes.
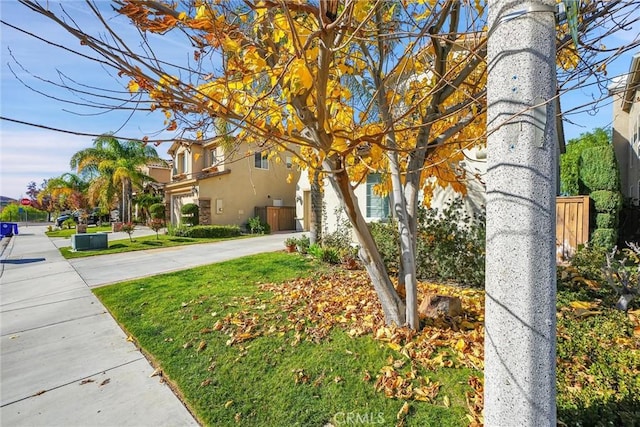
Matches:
[8,0,639,329]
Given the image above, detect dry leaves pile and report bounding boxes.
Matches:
[212,270,485,423]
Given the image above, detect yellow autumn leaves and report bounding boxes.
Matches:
[212,271,485,409]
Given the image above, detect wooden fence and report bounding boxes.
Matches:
[255,206,296,232]
[556,196,590,262]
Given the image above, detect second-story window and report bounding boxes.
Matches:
[209,148,218,167]
[176,153,185,174]
[183,151,188,174]
[254,151,269,170]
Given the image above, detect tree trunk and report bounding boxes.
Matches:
[326,162,406,326]
[120,181,126,223]
[388,154,419,330]
[310,169,323,245]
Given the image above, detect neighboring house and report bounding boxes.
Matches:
[610,52,640,205]
[295,147,487,233]
[164,139,299,229]
[140,161,172,185]
[131,160,172,221]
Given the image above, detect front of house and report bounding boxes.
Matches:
[164,140,299,230]
[295,147,487,234]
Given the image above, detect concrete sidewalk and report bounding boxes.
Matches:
[0,225,300,426]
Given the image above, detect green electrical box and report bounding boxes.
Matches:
[71,233,108,251]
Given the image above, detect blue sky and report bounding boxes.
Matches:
[1,1,639,200]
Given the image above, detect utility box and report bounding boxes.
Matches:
[71,233,108,251]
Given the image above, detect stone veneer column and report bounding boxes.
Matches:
[198,199,211,225]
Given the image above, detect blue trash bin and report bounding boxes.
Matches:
[0,222,19,237]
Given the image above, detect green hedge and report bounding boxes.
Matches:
[590,228,617,249]
[149,203,165,220]
[578,146,620,193]
[169,225,241,238]
[595,213,617,229]
[591,190,623,213]
[181,203,199,226]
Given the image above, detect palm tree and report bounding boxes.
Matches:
[70,135,165,223]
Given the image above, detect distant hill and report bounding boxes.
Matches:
[0,196,17,205]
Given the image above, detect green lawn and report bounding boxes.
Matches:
[94,253,479,427]
[59,233,251,259]
[93,251,640,426]
[46,225,112,238]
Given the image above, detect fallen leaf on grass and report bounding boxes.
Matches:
[569,300,599,310]
[396,401,409,420]
[224,400,234,408]
[196,341,207,352]
[443,395,450,407]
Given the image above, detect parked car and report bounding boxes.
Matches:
[55,209,107,227]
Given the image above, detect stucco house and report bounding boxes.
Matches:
[295,147,487,233]
[164,139,299,230]
[610,52,640,205]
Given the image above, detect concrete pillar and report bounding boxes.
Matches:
[485,1,557,425]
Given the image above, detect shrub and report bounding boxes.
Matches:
[308,243,323,259]
[559,128,609,196]
[296,234,310,254]
[247,216,270,234]
[369,221,400,274]
[321,247,340,264]
[590,228,617,249]
[62,217,76,229]
[284,237,298,247]
[603,243,640,310]
[322,209,353,252]
[149,203,165,220]
[416,201,486,287]
[181,203,199,226]
[568,244,608,281]
[169,225,241,238]
[591,190,623,213]
[578,145,620,193]
[305,243,340,264]
[595,213,617,229]
[149,218,164,239]
[120,222,136,242]
[369,199,485,287]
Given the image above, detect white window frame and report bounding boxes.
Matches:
[254,151,269,170]
[209,148,218,167]
[366,173,390,219]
